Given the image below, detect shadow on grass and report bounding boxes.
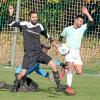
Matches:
[37,86,63,97]
[0,85,66,98]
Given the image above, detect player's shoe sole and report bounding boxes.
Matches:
[64,86,75,96]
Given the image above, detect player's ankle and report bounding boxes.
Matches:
[11,80,20,92]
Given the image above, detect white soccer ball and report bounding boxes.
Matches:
[58,43,69,55]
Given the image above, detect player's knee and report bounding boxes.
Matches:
[48,60,58,72]
[21,71,26,77]
[77,70,82,75]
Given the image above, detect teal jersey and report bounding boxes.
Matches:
[52,59,61,67]
[60,24,87,49]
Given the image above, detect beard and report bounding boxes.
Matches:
[76,24,82,28]
[31,21,38,25]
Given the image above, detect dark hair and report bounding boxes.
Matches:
[28,10,37,16]
[75,15,84,20]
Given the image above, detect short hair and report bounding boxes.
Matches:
[28,10,37,16]
[75,15,84,20]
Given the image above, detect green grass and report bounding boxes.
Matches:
[0,68,100,100]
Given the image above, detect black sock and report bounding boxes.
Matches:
[14,79,20,87]
[10,79,20,92]
[52,71,60,88]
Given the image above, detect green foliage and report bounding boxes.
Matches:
[38,0,69,30]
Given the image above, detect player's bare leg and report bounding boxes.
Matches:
[74,64,83,75]
[59,63,68,80]
[59,67,66,80]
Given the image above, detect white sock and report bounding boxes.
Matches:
[66,70,73,87]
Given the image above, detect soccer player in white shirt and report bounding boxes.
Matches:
[58,7,94,95]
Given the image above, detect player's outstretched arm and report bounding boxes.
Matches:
[8,5,26,28]
[82,6,94,28]
[8,5,16,26]
[82,6,93,21]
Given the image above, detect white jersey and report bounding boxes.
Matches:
[61,24,87,49]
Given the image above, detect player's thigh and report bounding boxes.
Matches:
[74,64,83,75]
[22,51,38,69]
[39,51,51,65]
[74,56,83,75]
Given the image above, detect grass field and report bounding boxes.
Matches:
[0,68,100,100]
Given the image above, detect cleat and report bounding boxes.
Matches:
[56,84,67,92]
[64,86,75,95]
[11,85,19,92]
[11,80,20,92]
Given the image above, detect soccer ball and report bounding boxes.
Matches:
[58,43,69,55]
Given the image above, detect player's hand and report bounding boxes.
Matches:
[82,7,89,15]
[84,0,90,3]
[9,5,14,16]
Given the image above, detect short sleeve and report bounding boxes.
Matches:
[81,24,87,33]
[60,27,68,37]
